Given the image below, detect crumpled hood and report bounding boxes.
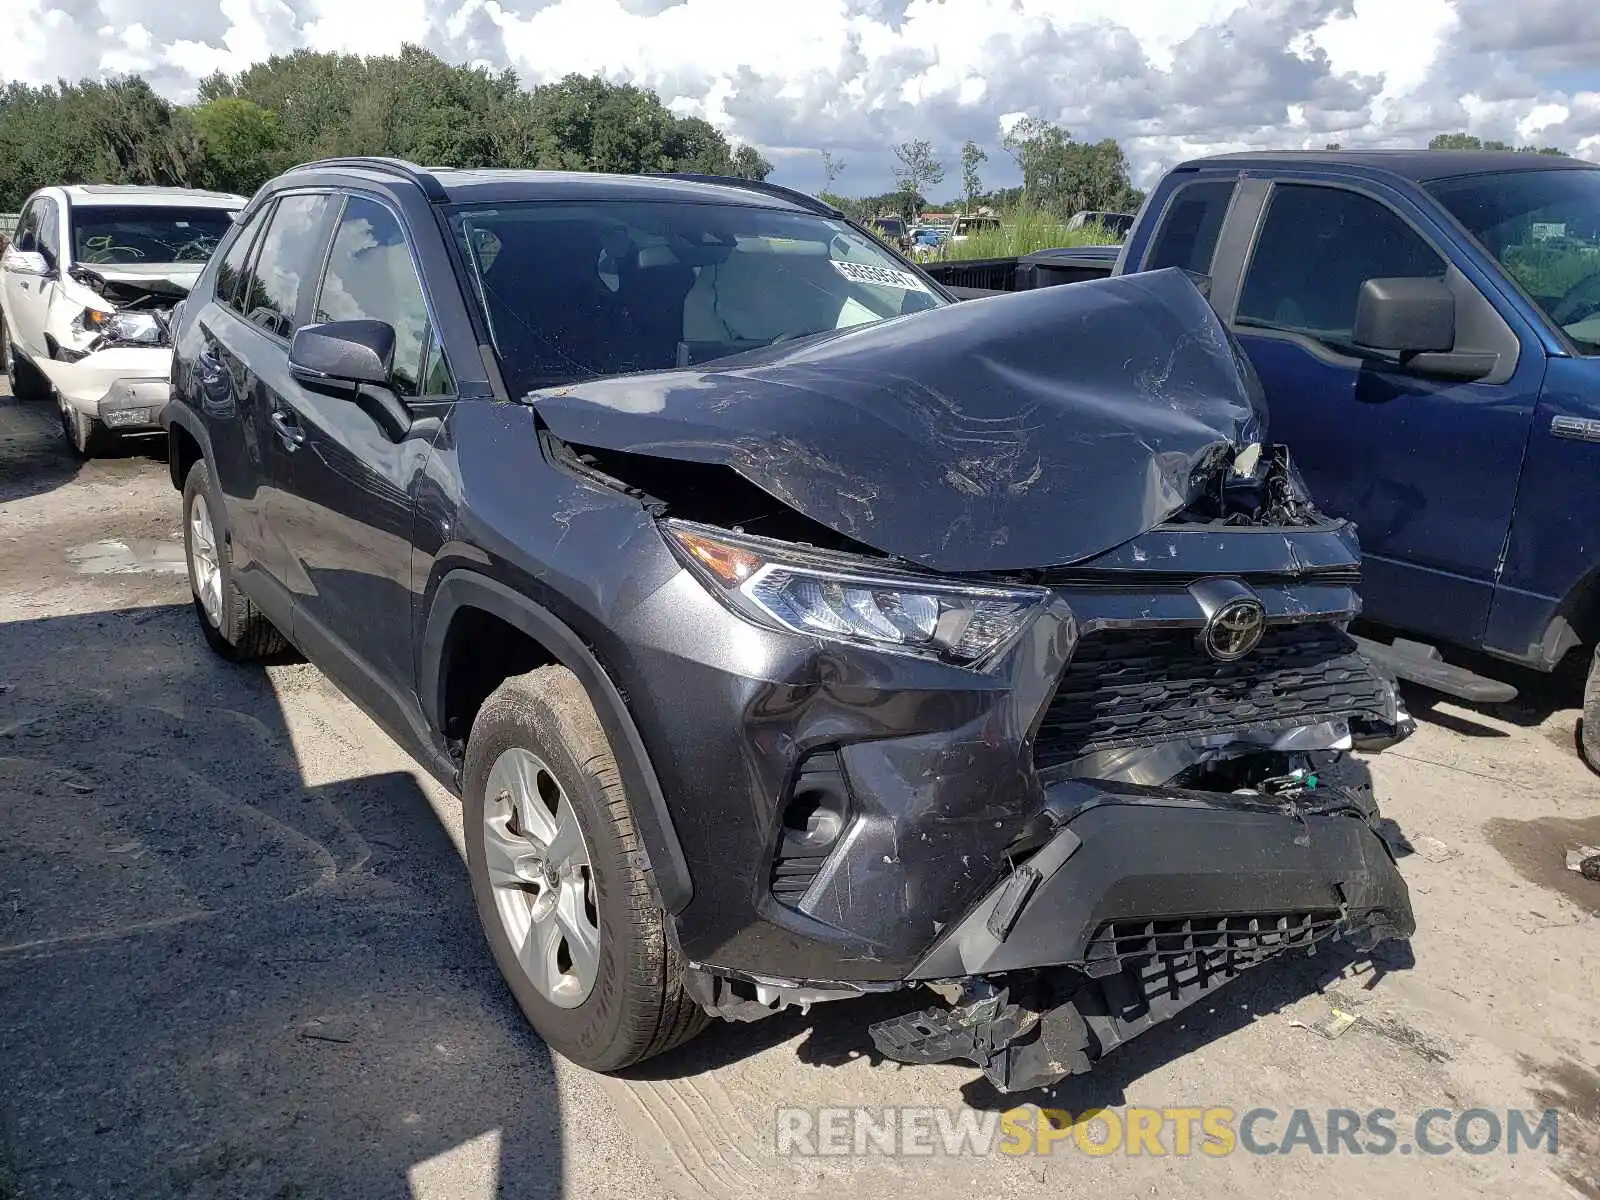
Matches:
[78,262,202,291]
[531,267,1266,572]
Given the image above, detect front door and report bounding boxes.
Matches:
[2,200,53,356]
[269,192,454,729]
[1221,180,1544,649]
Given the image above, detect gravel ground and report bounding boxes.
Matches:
[3,381,1599,1200]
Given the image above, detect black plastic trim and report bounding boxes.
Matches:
[420,570,693,912]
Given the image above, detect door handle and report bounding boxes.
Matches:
[270,408,305,450]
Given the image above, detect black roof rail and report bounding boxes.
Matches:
[286,156,449,204]
[642,172,841,217]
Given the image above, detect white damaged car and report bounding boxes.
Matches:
[0,184,244,456]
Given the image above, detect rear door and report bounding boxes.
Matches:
[203,192,339,623]
[270,192,455,729]
[1212,180,1543,647]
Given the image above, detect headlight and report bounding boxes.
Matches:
[664,520,1048,668]
[73,307,166,345]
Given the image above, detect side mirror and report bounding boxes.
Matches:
[288,319,395,391]
[3,249,51,277]
[1353,277,1455,354]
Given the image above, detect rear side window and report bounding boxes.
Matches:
[215,206,271,313]
[1236,184,1447,348]
[313,196,435,397]
[239,194,334,340]
[1145,180,1236,275]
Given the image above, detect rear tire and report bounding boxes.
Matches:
[182,459,291,663]
[2,318,50,400]
[1581,645,1600,776]
[463,664,708,1071]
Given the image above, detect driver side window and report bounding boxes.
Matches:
[1236,184,1446,349]
[10,202,40,254]
[37,200,60,267]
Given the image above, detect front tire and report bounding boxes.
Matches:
[60,400,113,459]
[463,665,708,1071]
[1581,644,1600,776]
[181,459,290,663]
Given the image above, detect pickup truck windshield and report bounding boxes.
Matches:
[450,201,945,393]
[1427,169,1600,354]
[71,206,236,266]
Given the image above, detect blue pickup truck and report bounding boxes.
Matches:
[936,150,1600,767]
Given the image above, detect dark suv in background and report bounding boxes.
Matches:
[162,157,1415,1093]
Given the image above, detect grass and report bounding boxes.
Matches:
[934,207,1126,262]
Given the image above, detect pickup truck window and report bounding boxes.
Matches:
[314,196,433,397]
[1236,184,1446,351]
[1427,168,1600,354]
[1145,180,1235,275]
[451,201,945,394]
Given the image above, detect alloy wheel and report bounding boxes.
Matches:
[482,747,601,1009]
[188,493,224,628]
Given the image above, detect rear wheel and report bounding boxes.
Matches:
[1581,645,1600,776]
[2,319,50,399]
[182,460,290,663]
[463,665,708,1071]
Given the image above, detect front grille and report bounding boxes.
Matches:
[1033,622,1390,769]
[1083,911,1342,978]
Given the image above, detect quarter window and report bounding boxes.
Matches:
[1145,180,1236,276]
[314,196,435,396]
[240,194,334,340]
[1236,184,1447,349]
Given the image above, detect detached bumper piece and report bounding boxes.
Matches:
[870,782,1413,1092]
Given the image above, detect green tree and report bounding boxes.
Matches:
[1001,118,1139,217]
[892,139,944,217]
[191,98,287,194]
[730,144,773,180]
[960,139,986,211]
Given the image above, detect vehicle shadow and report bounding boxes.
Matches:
[0,389,166,505]
[0,604,563,1200]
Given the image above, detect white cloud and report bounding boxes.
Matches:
[4,0,1599,190]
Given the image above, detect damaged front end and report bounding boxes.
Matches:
[530,269,1416,1092]
[38,265,189,431]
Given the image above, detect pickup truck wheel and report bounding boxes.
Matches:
[2,320,50,400]
[181,460,291,663]
[1581,645,1600,776]
[463,665,708,1071]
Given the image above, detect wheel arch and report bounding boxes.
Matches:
[422,570,693,913]
[164,404,212,491]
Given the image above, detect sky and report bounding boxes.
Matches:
[6,0,1600,195]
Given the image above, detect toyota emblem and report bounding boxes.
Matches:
[1201,596,1267,662]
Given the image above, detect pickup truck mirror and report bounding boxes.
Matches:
[1353,277,1455,354]
[289,319,396,392]
[3,249,51,278]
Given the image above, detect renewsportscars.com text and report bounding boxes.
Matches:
[774,1106,1561,1158]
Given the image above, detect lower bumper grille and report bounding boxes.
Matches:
[1083,911,1342,978]
[1033,622,1390,769]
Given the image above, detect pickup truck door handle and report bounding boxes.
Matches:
[270,408,306,450]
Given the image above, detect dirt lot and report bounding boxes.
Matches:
[3,381,1600,1200]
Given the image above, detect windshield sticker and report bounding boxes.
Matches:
[830,259,932,294]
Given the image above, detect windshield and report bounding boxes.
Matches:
[70,206,236,266]
[1427,169,1600,353]
[450,201,945,393]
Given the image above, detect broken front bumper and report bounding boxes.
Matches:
[38,348,170,429]
[861,777,1413,1091]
